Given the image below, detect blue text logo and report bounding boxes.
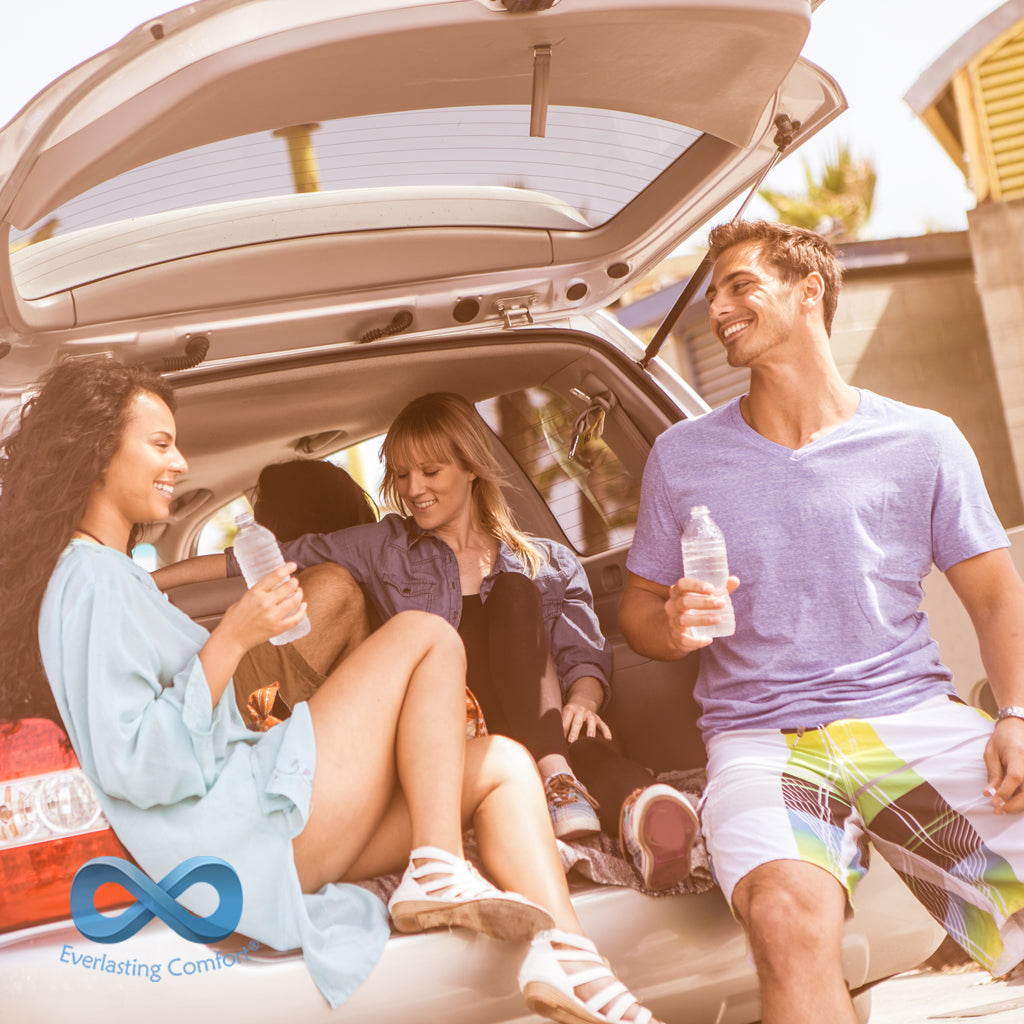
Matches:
[70,856,243,944]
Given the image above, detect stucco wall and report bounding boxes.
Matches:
[832,237,1023,528]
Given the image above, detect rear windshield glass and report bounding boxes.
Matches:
[11,105,702,244]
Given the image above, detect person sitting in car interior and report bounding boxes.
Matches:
[155,391,699,893]
[0,357,664,1024]
[227,457,380,725]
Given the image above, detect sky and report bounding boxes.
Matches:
[0,0,1011,240]
[755,0,1009,238]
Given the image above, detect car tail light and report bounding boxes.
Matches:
[0,718,131,933]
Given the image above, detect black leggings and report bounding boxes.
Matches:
[458,572,652,835]
[459,573,563,762]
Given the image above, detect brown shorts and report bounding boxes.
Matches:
[233,641,327,729]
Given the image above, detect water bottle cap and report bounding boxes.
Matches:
[234,511,255,527]
[690,505,710,517]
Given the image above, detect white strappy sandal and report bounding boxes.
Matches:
[387,846,554,941]
[518,929,663,1024]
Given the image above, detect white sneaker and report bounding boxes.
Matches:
[545,772,601,840]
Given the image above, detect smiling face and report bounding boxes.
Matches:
[704,243,805,368]
[88,391,187,534]
[392,446,476,534]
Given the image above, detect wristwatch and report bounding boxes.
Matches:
[996,706,1024,722]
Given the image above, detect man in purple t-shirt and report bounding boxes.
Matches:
[619,220,1024,1024]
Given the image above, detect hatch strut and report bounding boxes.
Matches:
[638,114,801,370]
[530,45,552,137]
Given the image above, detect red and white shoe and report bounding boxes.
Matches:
[619,784,698,891]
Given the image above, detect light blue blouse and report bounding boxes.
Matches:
[38,540,389,1007]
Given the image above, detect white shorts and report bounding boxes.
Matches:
[700,696,1024,975]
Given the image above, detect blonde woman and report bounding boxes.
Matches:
[213,393,689,884]
[156,393,698,888]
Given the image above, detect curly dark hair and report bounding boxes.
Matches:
[0,358,174,727]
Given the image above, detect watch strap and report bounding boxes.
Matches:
[996,705,1024,722]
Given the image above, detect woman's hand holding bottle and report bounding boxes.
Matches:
[217,563,307,654]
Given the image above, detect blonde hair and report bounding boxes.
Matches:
[380,393,547,578]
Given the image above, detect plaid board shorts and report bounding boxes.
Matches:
[700,695,1024,975]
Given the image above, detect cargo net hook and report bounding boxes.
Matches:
[568,389,615,461]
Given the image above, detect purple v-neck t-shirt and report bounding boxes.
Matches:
[627,390,1008,741]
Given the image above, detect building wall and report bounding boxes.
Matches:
[967,197,1024,530]
[833,239,1023,528]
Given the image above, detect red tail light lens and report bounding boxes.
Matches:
[0,718,131,933]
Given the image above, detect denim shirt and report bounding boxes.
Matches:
[227,514,612,705]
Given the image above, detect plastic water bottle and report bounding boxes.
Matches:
[681,505,735,640]
[233,511,310,646]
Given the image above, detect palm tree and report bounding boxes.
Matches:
[759,142,876,241]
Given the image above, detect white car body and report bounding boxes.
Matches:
[0,3,946,1022]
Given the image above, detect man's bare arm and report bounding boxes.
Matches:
[947,547,1024,814]
[618,570,737,661]
[618,572,688,660]
[152,553,229,591]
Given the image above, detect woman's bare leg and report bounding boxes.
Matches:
[341,734,580,930]
[464,738,658,1021]
[464,736,580,931]
[339,734,654,1021]
[291,610,467,892]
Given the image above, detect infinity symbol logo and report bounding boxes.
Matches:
[70,856,243,944]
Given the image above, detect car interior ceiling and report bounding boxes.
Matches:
[158,332,678,560]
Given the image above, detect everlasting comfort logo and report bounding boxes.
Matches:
[70,856,243,944]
